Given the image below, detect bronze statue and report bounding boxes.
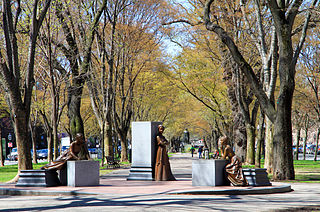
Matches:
[219,136,248,186]
[154,125,176,181]
[41,133,90,170]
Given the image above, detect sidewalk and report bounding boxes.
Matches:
[0,153,320,211]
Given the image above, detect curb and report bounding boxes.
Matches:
[0,187,97,196]
[168,184,292,195]
[0,184,292,196]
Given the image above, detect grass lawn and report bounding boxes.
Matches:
[290,160,320,183]
[242,160,320,183]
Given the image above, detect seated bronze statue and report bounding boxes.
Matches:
[219,136,248,186]
[41,133,90,170]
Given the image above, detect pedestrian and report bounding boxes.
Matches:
[213,149,219,159]
[198,146,203,159]
[190,145,195,157]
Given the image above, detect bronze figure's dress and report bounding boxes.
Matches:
[219,136,247,186]
[225,155,247,186]
[155,133,176,181]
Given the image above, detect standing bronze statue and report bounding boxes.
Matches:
[219,136,248,186]
[154,125,176,181]
[41,133,90,170]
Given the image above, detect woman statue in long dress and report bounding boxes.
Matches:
[219,136,247,186]
[41,133,90,170]
[154,125,176,181]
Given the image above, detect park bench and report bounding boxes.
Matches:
[105,156,120,169]
[242,168,271,186]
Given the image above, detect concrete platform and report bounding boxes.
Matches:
[0,156,290,196]
[0,180,291,196]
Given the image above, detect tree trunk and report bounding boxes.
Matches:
[47,132,53,163]
[119,134,128,162]
[303,120,308,160]
[53,124,59,159]
[219,45,247,161]
[104,121,114,158]
[255,114,265,168]
[212,129,218,151]
[314,128,319,161]
[14,113,32,171]
[30,124,38,164]
[100,127,105,167]
[272,80,295,180]
[51,93,59,160]
[246,124,255,165]
[68,85,84,139]
[0,128,4,167]
[295,127,301,160]
[264,118,273,173]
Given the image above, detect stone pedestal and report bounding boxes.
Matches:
[16,169,61,187]
[243,168,272,186]
[58,167,67,186]
[192,159,227,186]
[67,160,99,187]
[127,121,161,181]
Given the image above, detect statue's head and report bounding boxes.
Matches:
[75,133,84,143]
[219,136,228,146]
[158,125,165,133]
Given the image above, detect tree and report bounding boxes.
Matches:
[110,0,170,161]
[88,0,132,164]
[203,0,319,179]
[0,0,51,180]
[36,9,69,160]
[53,0,107,141]
[164,1,265,162]
[0,91,10,166]
[299,28,320,160]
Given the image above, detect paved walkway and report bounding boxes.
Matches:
[0,153,320,211]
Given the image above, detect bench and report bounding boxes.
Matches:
[106,156,120,169]
[243,168,272,186]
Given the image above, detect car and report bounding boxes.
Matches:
[88,148,98,154]
[7,147,18,161]
[61,146,69,153]
[37,149,48,159]
[306,144,316,154]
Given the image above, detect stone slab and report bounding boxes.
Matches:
[192,159,227,186]
[67,160,99,187]
[16,170,61,187]
[127,121,161,181]
[243,168,272,186]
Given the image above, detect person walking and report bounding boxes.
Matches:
[190,145,195,157]
[198,146,203,159]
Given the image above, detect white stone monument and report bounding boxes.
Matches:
[67,160,100,187]
[192,159,227,186]
[127,121,161,180]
